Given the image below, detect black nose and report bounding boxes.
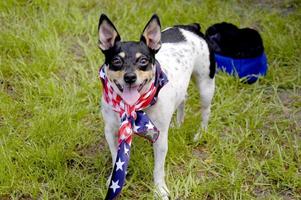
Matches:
[124,72,137,84]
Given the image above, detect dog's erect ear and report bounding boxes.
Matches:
[140,14,161,52]
[98,14,120,51]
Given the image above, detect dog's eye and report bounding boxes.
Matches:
[138,57,149,70]
[111,57,123,67]
[139,57,149,66]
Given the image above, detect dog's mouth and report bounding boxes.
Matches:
[113,79,147,93]
[113,79,148,105]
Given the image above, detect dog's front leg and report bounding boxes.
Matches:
[153,129,169,199]
[104,124,118,185]
[101,101,119,186]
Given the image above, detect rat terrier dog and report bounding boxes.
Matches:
[98,14,215,199]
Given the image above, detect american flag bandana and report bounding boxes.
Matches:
[99,60,168,200]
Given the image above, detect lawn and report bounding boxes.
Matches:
[0,0,300,199]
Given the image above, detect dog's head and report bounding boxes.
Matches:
[98,14,161,104]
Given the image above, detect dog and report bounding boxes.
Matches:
[98,14,215,199]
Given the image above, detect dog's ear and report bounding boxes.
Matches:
[98,14,120,51]
[140,14,161,52]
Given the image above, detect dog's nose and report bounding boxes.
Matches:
[124,72,137,84]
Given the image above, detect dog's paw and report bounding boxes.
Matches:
[193,127,207,142]
[193,132,202,142]
[154,184,170,200]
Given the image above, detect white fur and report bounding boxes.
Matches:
[101,28,215,199]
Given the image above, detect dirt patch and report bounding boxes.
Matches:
[0,79,15,96]
[68,35,89,62]
[192,146,217,179]
[0,194,34,200]
[240,0,300,15]
[278,89,299,107]
[280,189,295,200]
[253,186,272,199]
[278,89,301,128]
[66,140,107,170]
[76,139,106,157]
[192,147,209,161]
[18,194,33,200]
[69,42,86,62]
[253,0,300,15]
[0,194,11,200]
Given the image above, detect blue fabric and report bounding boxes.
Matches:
[215,53,268,84]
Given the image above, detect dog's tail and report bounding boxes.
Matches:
[174,23,205,38]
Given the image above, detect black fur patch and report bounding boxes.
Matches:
[161,27,186,43]
[174,23,205,39]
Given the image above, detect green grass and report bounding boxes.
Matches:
[1,0,300,199]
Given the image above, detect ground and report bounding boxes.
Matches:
[0,0,300,199]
